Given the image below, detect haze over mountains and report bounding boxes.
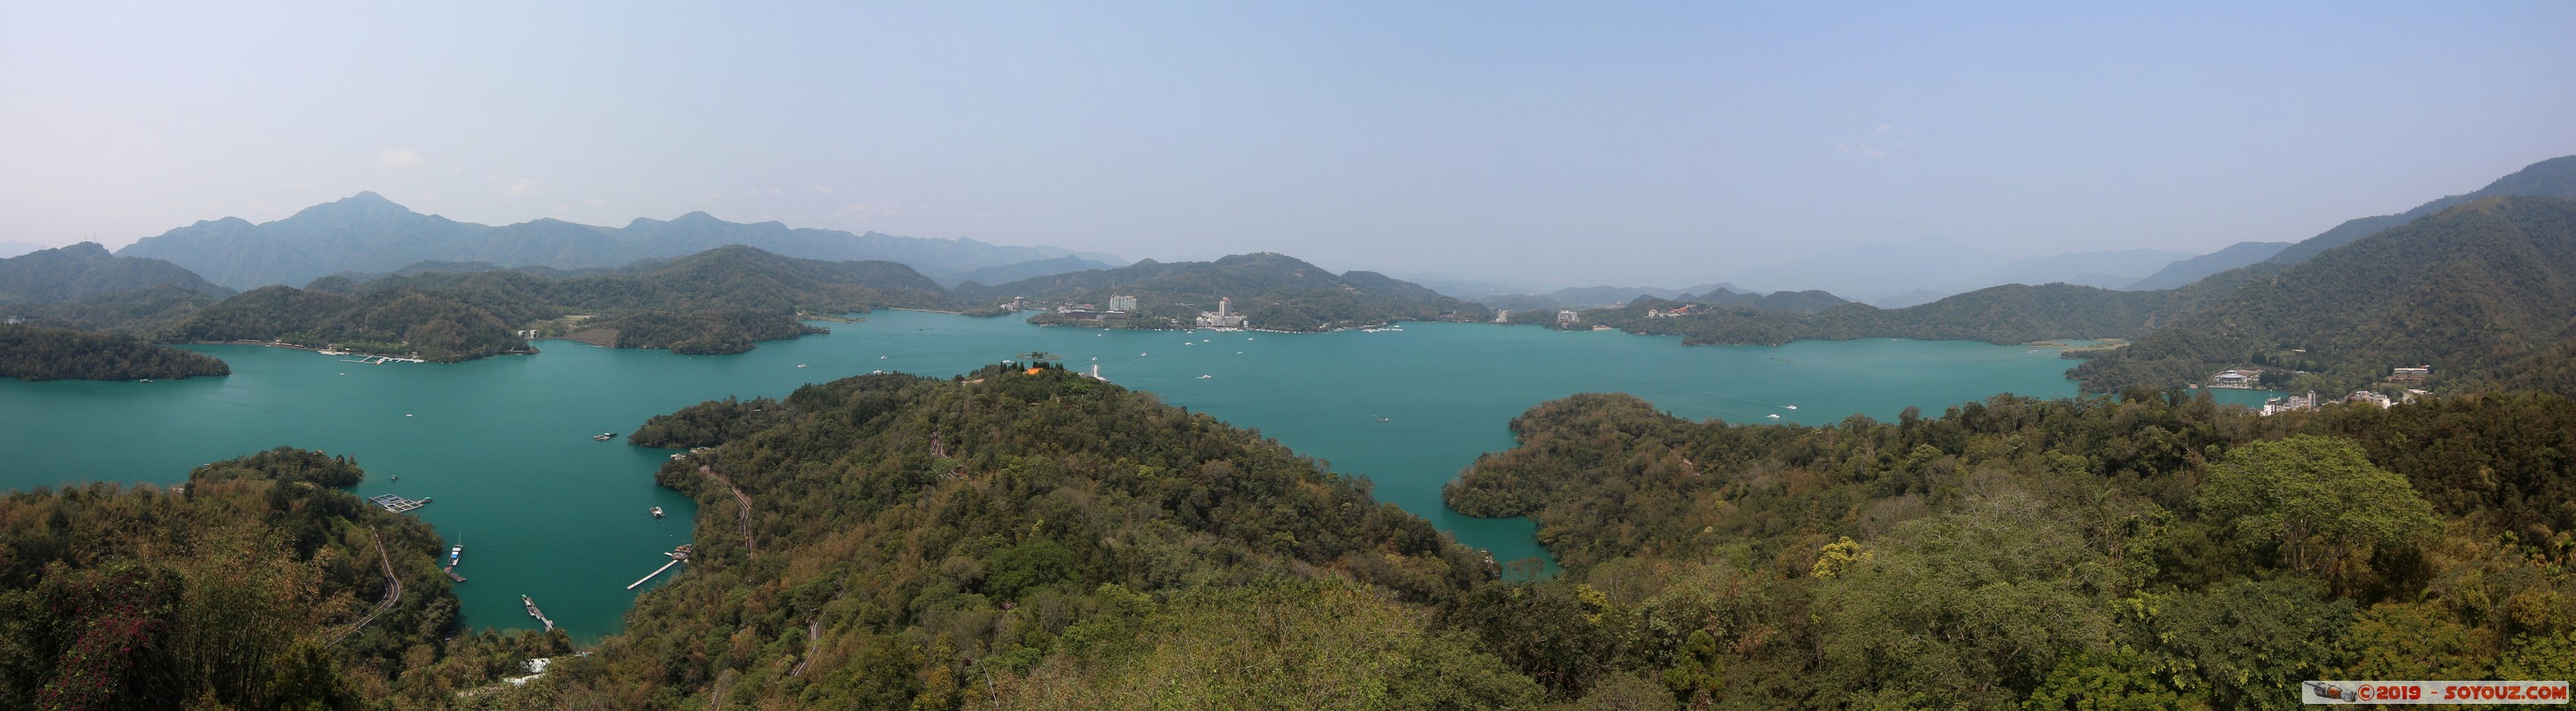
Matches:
[116,192,1122,291]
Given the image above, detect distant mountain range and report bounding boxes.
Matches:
[943,255,1121,289]
[114,192,1122,291]
[2075,195,2576,394]
[1731,239,2191,302]
[0,243,234,304]
[2264,156,2576,268]
[0,241,44,260]
[2123,241,2291,291]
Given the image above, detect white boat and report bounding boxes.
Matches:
[1784,405,1798,410]
[449,542,462,566]
[1198,374,1213,379]
[650,506,665,518]
[796,363,807,368]
[1766,413,1781,419]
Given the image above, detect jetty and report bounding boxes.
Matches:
[338,355,427,364]
[445,566,466,583]
[626,545,694,590]
[523,595,554,632]
[366,493,431,513]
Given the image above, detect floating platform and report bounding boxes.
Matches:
[445,566,466,583]
[367,494,431,513]
[523,595,554,633]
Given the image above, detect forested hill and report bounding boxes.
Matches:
[168,245,951,361]
[1578,283,2181,346]
[116,191,1117,290]
[522,365,1533,707]
[0,323,231,380]
[1442,387,2576,708]
[2264,155,2576,267]
[961,252,1494,331]
[2074,196,2576,395]
[0,447,561,708]
[0,242,233,303]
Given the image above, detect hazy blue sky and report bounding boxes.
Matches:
[4,2,2572,285]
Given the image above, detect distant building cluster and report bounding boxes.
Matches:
[1196,297,1246,329]
[2260,388,2423,416]
[1557,310,1581,325]
[2389,365,2431,383]
[1645,305,1695,319]
[1492,309,1511,324]
[1107,294,1138,312]
[2211,369,2261,388]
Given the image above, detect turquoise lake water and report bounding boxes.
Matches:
[0,311,2278,638]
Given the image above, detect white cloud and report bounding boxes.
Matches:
[380,148,425,168]
[503,178,541,196]
[1835,142,1889,158]
[810,184,834,194]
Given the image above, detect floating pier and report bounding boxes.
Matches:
[339,355,427,364]
[523,595,554,633]
[366,494,431,513]
[445,566,466,583]
[626,545,693,590]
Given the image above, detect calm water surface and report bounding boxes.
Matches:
[0,311,2274,637]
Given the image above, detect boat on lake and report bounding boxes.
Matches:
[650,506,664,518]
[593,432,617,441]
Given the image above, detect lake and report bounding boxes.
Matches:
[0,311,2271,638]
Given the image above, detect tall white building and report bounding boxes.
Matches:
[1196,297,1247,328]
[1108,294,1138,312]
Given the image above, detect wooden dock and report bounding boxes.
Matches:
[366,494,431,513]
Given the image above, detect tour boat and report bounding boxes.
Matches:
[650,506,665,518]
[1767,413,1781,419]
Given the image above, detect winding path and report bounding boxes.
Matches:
[328,529,403,647]
[701,465,757,555]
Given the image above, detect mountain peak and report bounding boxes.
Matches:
[288,191,421,221]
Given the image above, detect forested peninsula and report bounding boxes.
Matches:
[1440,387,2576,708]
[0,323,229,381]
[165,245,945,361]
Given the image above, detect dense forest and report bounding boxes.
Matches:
[0,447,561,709]
[12,345,2576,707]
[0,323,230,381]
[1439,387,2576,708]
[163,244,946,361]
[2076,196,2576,395]
[964,252,1492,331]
